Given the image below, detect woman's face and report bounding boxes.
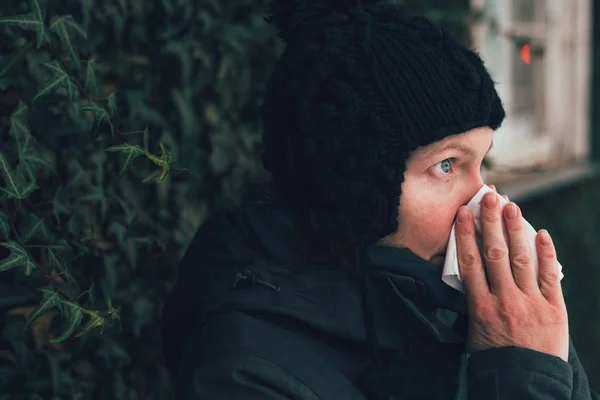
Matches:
[378,126,494,265]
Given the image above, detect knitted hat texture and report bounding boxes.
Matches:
[260,0,505,246]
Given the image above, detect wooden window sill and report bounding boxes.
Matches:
[490,161,599,202]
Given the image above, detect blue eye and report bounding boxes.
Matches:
[433,159,453,175]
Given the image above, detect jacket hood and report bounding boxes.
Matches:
[161,198,468,375]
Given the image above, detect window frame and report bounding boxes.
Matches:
[470,0,592,188]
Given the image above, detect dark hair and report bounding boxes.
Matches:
[251,182,364,277]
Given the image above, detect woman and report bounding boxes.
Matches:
[161,0,599,398]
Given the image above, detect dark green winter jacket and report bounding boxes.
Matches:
[161,200,599,399]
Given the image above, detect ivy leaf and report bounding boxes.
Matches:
[145,143,173,182]
[21,214,54,243]
[0,211,10,240]
[76,310,104,337]
[107,92,116,116]
[106,296,121,327]
[14,162,37,185]
[9,101,30,139]
[0,0,51,49]
[0,241,36,276]
[16,134,55,178]
[84,59,99,96]
[31,0,48,33]
[21,153,54,178]
[24,287,61,329]
[0,153,39,199]
[105,143,146,178]
[47,240,74,283]
[66,160,91,188]
[49,15,87,70]
[81,101,114,139]
[0,42,33,79]
[51,301,83,343]
[15,130,35,156]
[33,61,77,101]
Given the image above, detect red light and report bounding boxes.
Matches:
[520,44,531,65]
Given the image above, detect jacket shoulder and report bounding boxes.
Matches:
[175,310,368,400]
[176,349,320,400]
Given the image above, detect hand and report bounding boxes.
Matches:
[487,185,509,202]
[456,188,569,362]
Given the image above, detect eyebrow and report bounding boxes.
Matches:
[424,139,494,159]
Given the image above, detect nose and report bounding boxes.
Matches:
[463,173,486,206]
[474,174,485,192]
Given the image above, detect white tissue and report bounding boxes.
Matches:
[441,185,564,293]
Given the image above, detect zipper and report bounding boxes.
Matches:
[232,268,281,292]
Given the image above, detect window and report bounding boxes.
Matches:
[470,0,593,190]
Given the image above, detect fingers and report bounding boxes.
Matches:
[503,203,538,294]
[455,206,489,301]
[536,230,565,305]
[480,192,516,294]
[488,184,509,202]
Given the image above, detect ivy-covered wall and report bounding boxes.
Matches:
[1,1,280,398]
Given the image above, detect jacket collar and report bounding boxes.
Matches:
[368,245,468,315]
[243,202,469,343]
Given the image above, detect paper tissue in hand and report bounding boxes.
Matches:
[441,185,564,293]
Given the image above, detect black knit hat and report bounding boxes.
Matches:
[260,0,505,246]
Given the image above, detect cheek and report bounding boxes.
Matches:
[398,200,457,252]
[395,175,469,255]
[418,207,456,242]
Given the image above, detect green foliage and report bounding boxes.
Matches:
[33,61,77,101]
[81,100,114,138]
[0,0,51,49]
[0,241,36,275]
[0,0,277,397]
[0,152,39,199]
[48,15,87,70]
[0,42,33,80]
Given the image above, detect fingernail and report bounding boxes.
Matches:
[539,230,552,246]
[457,207,469,223]
[484,193,497,208]
[488,184,496,192]
[504,203,518,219]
